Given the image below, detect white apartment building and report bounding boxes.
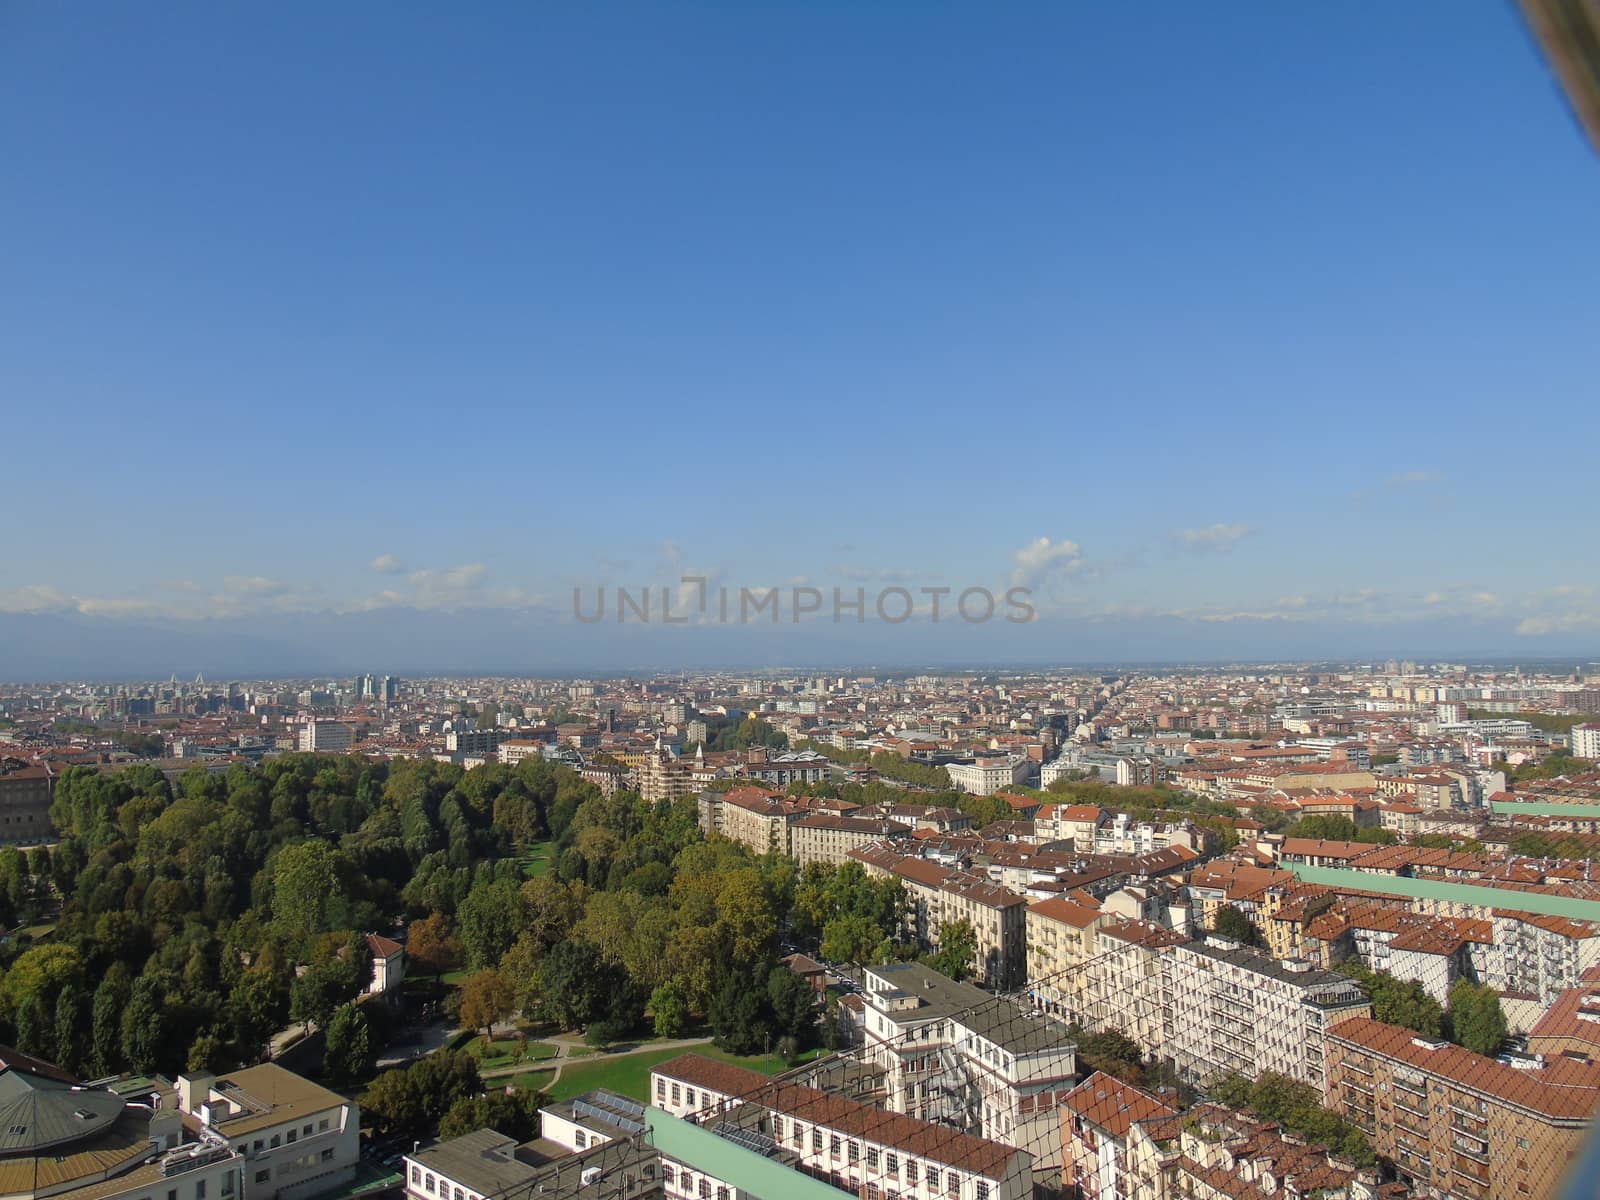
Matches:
[296,721,353,754]
[944,755,1031,796]
[651,1053,1035,1200]
[860,963,1077,1170]
[1161,938,1370,1098]
[175,1065,360,1200]
[1573,723,1600,760]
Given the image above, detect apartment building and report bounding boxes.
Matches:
[945,755,1031,796]
[860,962,1078,1169]
[1163,938,1371,1097]
[444,728,501,756]
[1059,1072,1179,1200]
[1328,1017,1600,1200]
[495,738,544,766]
[1573,723,1600,760]
[651,1053,1036,1200]
[1033,803,1108,849]
[296,721,352,754]
[1025,897,1107,1020]
[1062,919,1187,1061]
[789,813,912,867]
[1063,1082,1387,1200]
[850,845,1028,988]
[0,1048,246,1200]
[175,1065,360,1200]
[0,759,53,844]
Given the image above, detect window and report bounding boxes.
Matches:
[411,1168,421,1185]
[425,1175,436,1194]
[221,1176,233,1198]
[927,1169,940,1191]
[975,1183,990,1200]
[196,1180,206,1200]
[686,1088,697,1107]
[657,1080,667,1102]
[698,1180,709,1199]
[662,1167,675,1186]
[812,1129,823,1152]
[886,1154,899,1174]
[906,1162,917,1185]
[253,1141,264,1155]
[868,1148,880,1169]
[319,1119,330,1132]
[287,1130,297,1144]
[324,1150,336,1164]
[303,1125,313,1137]
[257,1173,271,1186]
[575,1132,587,1149]
[270,1136,280,1150]
[848,1141,859,1164]
[717,1190,728,1200]
[672,1083,681,1103]
[830,1134,842,1158]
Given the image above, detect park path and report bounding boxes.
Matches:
[478,1033,713,1089]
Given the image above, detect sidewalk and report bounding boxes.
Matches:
[478,1033,713,1088]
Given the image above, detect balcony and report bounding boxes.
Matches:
[1452,1136,1489,1163]
[1393,1093,1429,1120]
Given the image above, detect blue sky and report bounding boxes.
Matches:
[2,2,1598,671]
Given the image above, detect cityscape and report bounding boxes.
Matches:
[3,664,1600,1200]
[4,2,1600,1200]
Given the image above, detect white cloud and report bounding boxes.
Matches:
[0,585,73,614]
[1168,523,1255,553]
[1011,537,1085,586]
[370,554,407,575]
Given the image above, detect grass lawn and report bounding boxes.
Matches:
[464,1035,561,1070]
[503,1068,556,1093]
[516,841,553,878]
[545,1044,819,1103]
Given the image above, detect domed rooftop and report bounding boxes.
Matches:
[0,1048,126,1156]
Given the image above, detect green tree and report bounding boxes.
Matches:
[926,919,978,982]
[270,840,350,945]
[91,974,129,1076]
[121,975,171,1074]
[1212,904,1257,945]
[15,994,52,1061]
[650,980,692,1039]
[324,1005,374,1086]
[53,984,90,1076]
[767,966,818,1046]
[1447,979,1509,1056]
[363,1052,482,1138]
[456,880,529,970]
[439,1091,543,1142]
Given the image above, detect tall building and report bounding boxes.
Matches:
[1162,937,1370,1097]
[1573,722,1600,760]
[297,721,353,754]
[1328,1017,1600,1199]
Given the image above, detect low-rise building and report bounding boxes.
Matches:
[651,1053,1035,1200]
[175,1065,360,1200]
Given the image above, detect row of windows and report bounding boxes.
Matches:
[133,1173,236,1200]
[248,1118,333,1155]
[410,1166,488,1200]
